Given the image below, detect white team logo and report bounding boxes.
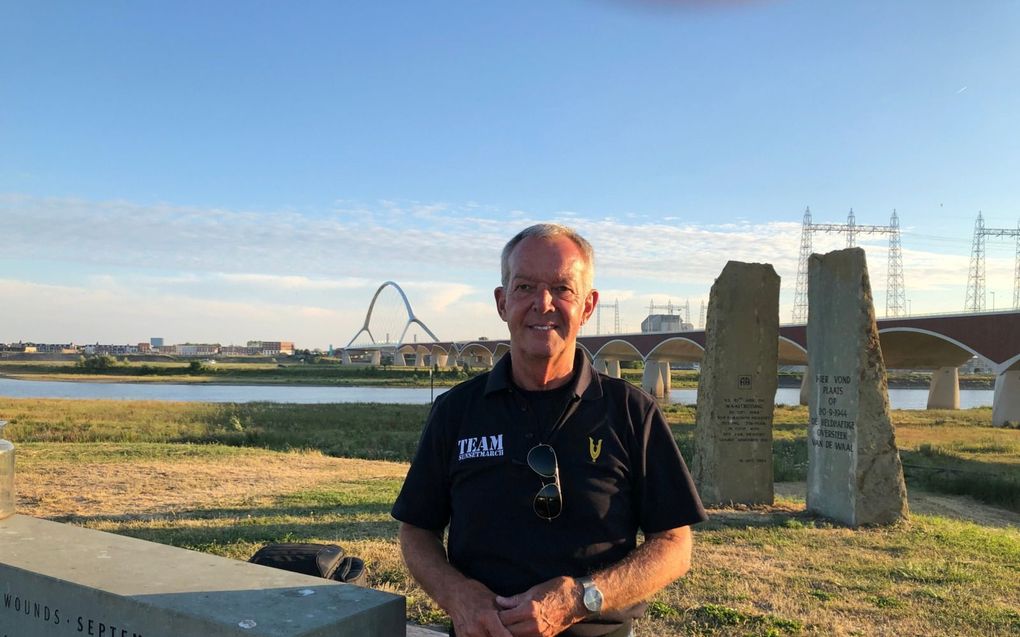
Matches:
[457,434,505,461]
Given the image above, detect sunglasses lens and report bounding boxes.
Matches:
[527,444,557,477]
[534,483,562,519]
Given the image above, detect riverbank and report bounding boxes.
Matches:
[0,359,475,387]
[0,360,997,389]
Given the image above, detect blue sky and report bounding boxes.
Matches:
[2,1,1018,348]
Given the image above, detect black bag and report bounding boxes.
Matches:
[249,543,368,586]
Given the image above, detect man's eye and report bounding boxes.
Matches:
[516,284,533,292]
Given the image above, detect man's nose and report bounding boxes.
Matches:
[533,287,555,312]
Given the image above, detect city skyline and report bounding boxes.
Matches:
[2,2,1019,349]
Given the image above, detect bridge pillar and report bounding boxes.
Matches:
[436,353,449,368]
[659,361,672,396]
[799,366,812,406]
[392,352,405,367]
[341,350,352,365]
[481,351,494,368]
[642,361,664,399]
[926,366,960,410]
[992,370,1020,427]
[414,351,426,367]
[593,357,609,374]
[370,350,381,366]
[605,359,621,379]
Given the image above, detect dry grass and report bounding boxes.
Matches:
[5,397,1019,635]
[16,443,406,520]
[895,427,1020,465]
[13,443,1020,637]
[641,495,1019,636]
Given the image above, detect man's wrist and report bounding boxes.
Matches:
[576,575,605,616]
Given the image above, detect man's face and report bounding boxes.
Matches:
[495,235,598,366]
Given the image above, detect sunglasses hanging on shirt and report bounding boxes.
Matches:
[527,443,562,520]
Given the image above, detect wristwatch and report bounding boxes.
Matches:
[577,576,604,615]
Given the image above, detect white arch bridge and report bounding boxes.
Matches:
[341,281,443,366]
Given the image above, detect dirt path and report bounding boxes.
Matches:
[773,481,1020,528]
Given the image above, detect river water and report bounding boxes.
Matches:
[0,377,994,409]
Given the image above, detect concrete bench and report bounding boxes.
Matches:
[1,515,416,636]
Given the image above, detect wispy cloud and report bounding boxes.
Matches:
[0,193,994,344]
[216,273,371,291]
[0,277,361,345]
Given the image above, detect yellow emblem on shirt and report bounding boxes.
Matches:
[589,437,603,462]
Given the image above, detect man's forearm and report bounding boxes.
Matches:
[591,525,694,613]
[398,522,468,611]
[494,526,694,636]
[399,522,514,637]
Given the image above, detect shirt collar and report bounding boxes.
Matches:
[484,348,603,402]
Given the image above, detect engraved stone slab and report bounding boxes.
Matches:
[693,261,780,505]
[806,248,908,527]
[0,515,406,637]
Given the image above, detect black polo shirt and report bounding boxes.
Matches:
[392,350,706,636]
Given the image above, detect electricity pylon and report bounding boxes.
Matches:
[965,212,1020,311]
[791,208,906,323]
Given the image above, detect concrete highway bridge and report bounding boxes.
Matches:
[343,309,1019,425]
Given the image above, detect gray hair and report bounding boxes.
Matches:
[500,223,595,291]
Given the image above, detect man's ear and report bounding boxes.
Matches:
[494,286,508,321]
[581,289,599,325]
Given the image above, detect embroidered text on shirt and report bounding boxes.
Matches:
[458,435,505,461]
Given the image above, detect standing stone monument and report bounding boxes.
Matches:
[806,248,908,526]
[693,261,780,506]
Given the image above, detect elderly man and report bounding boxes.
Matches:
[392,224,706,637]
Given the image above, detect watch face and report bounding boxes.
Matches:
[583,585,603,612]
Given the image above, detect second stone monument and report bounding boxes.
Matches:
[693,260,780,506]
[806,248,908,527]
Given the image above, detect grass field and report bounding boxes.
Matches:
[3,397,1019,635]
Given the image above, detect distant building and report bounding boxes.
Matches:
[137,342,151,353]
[150,337,164,348]
[84,344,139,355]
[37,343,78,354]
[176,343,220,357]
[246,340,295,356]
[961,355,995,374]
[221,345,263,356]
[641,314,693,333]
